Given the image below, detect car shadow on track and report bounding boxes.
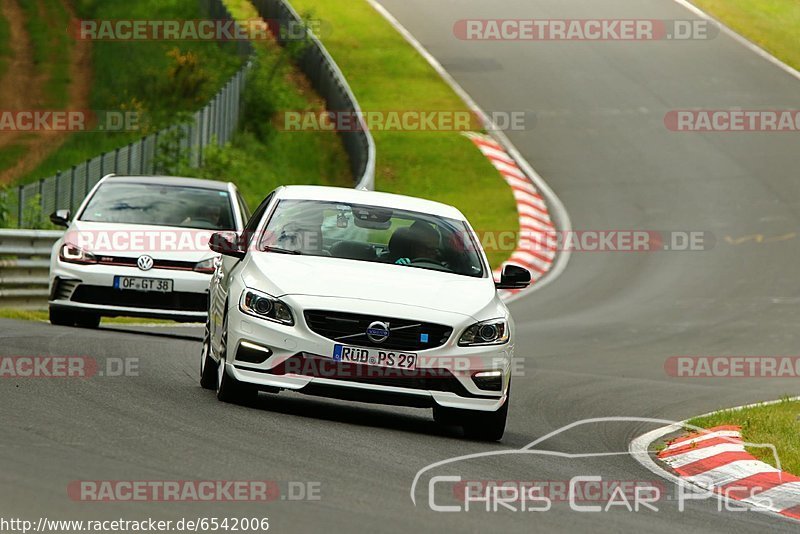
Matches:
[249,391,454,437]
[99,325,203,343]
[228,390,530,445]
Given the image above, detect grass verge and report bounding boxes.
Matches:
[16,0,352,212]
[262,0,519,268]
[0,308,175,325]
[170,0,352,208]
[688,397,800,475]
[16,0,244,186]
[692,0,800,70]
[19,0,72,107]
[0,8,10,78]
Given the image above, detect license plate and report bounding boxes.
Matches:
[333,344,417,370]
[113,276,173,292]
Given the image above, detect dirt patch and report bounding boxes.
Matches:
[0,0,92,184]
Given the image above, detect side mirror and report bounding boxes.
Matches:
[49,209,71,228]
[495,264,531,290]
[209,231,245,259]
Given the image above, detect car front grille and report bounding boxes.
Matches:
[303,310,452,351]
[268,353,468,394]
[95,255,198,271]
[70,285,207,312]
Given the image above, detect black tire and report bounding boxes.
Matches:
[435,384,510,442]
[216,312,256,404]
[200,319,217,390]
[49,306,74,326]
[432,404,460,426]
[74,313,101,329]
[461,398,509,442]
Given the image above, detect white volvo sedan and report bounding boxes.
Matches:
[48,175,248,327]
[201,185,530,440]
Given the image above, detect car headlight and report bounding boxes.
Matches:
[59,243,97,264]
[194,258,216,274]
[458,319,509,346]
[239,288,294,325]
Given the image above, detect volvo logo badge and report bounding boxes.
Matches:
[137,255,154,271]
[366,321,390,343]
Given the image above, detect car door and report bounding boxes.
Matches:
[210,192,275,356]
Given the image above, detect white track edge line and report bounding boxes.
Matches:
[671,0,800,82]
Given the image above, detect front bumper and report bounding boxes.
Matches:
[225,297,513,411]
[49,260,211,322]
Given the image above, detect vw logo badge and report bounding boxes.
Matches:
[366,321,390,343]
[137,255,154,271]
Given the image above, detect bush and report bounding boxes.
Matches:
[20,194,51,229]
[0,186,10,228]
[241,15,315,142]
[165,48,212,108]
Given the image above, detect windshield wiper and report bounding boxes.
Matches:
[262,245,303,255]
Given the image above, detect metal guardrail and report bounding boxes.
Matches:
[252,0,376,190]
[0,230,62,309]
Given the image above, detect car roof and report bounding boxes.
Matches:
[274,186,466,220]
[101,175,232,191]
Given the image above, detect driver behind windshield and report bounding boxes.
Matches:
[181,204,221,228]
[391,221,440,265]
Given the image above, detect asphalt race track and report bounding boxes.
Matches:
[3,0,800,532]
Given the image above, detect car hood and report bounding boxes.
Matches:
[63,220,216,262]
[242,253,498,319]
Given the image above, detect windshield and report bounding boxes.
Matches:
[258,199,485,278]
[80,182,236,230]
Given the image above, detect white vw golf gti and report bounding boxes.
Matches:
[202,185,530,440]
[48,175,248,326]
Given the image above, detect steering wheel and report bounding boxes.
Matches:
[184,217,219,229]
[410,257,444,266]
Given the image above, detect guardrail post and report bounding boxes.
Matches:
[154,131,160,174]
[16,185,23,228]
[69,165,75,212]
[84,159,90,195]
[140,137,146,174]
[54,171,61,210]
